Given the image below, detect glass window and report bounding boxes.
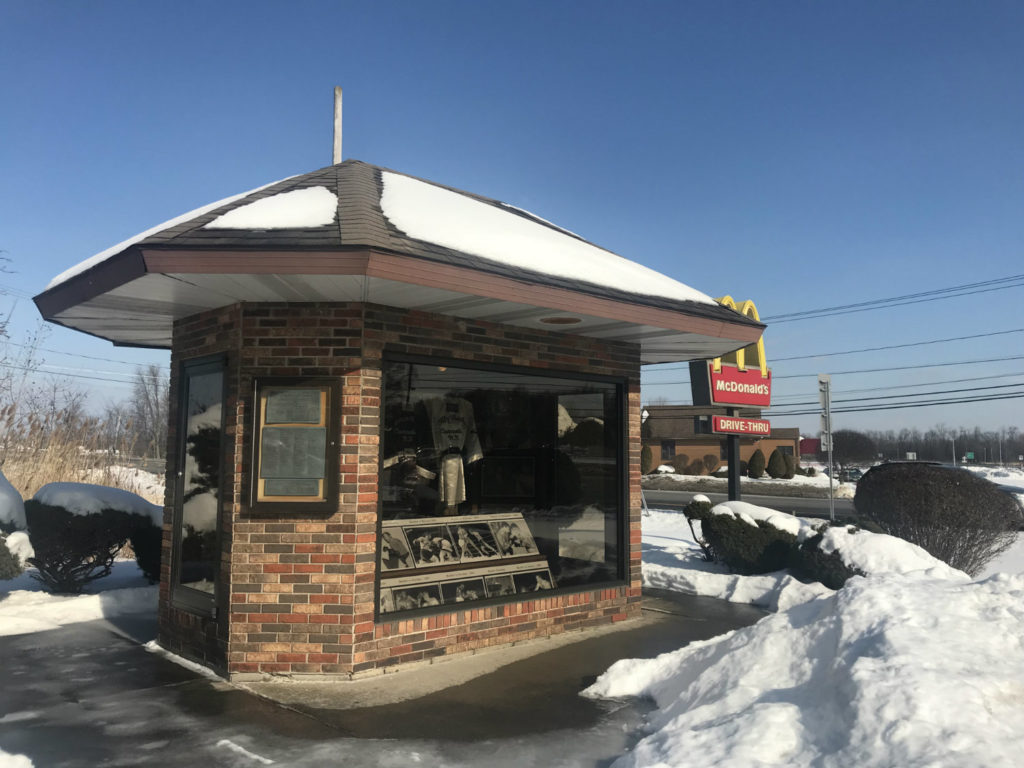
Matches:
[660,441,676,461]
[251,380,338,510]
[378,358,623,616]
[174,359,224,605]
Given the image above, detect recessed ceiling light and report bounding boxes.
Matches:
[538,316,582,325]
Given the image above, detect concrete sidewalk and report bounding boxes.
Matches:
[0,591,765,765]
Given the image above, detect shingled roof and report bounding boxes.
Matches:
[34,160,763,362]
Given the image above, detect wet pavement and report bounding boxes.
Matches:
[0,591,766,766]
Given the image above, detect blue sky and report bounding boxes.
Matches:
[1,0,1022,436]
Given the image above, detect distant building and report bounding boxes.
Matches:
[643,405,800,472]
[800,437,821,460]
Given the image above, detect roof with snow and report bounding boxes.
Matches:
[34,160,763,363]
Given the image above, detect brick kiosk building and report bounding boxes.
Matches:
[34,160,763,679]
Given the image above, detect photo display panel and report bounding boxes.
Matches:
[378,358,624,616]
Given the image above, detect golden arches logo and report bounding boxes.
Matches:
[711,296,768,378]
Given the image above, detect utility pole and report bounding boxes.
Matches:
[819,374,834,522]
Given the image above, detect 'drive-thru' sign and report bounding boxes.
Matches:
[712,415,771,435]
[689,297,772,409]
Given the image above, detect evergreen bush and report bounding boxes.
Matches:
[640,444,653,475]
[0,535,22,580]
[129,523,163,583]
[793,525,866,589]
[702,454,720,473]
[766,449,787,479]
[783,454,797,479]
[699,509,797,574]
[670,453,691,473]
[24,500,136,593]
[747,449,766,479]
[854,463,1021,576]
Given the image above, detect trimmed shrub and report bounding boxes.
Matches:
[804,466,817,477]
[702,454,720,473]
[670,453,691,473]
[641,444,653,475]
[684,459,707,476]
[129,523,163,583]
[854,463,1021,576]
[766,449,787,479]
[699,509,797,575]
[24,500,136,593]
[794,525,866,589]
[747,449,766,479]
[0,535,22,580]
[783,454,797,479]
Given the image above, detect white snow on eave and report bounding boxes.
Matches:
[44,173,299,291]
[379,171,716,306]
[203,186,337,229]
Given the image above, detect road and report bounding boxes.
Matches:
[643,488,856,520]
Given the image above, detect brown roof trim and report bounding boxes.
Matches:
[33,247,147,320]
[141,248,763,342]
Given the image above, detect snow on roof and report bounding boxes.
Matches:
[44,174,297,290]
[203,186,337,229]
[33,482,163,527]
[379,171,716,306]
[0,469,26,531]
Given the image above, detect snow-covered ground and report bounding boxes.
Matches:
[650,467,858,498]
[3,493,1024,766]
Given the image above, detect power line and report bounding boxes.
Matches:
[646,327,1024,371]
[643,354,1024,386]
[1,337,170,369]
[0,360,149,386]
[770,393,1024,417]
[762,273,1024,323]
[766,381,1024,409]
[769,371,1024,401]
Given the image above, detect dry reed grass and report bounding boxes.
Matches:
[0,403,165,504]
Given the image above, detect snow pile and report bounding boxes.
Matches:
[204,185,337,229]
[642,509,831,612]
[33,482,163,527]
[0,561,155,637]
[818,525,968,580]
[380,171,715,306]
[0,747,33,768]
[4,531,33,563]
[585,572,1024,767]
[642,503,967,612]
[0,468,26,530]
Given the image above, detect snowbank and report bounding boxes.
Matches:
[585,572,1024,767]
[0,747,34,768]
[33,482,163,526]
[4,531,33,564]
[0,561,155,637]
[0,468,26,530]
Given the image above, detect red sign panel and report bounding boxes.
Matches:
[709,364,772,407]
[712,415,771,436]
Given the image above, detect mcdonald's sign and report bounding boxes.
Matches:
[690,297,772,408]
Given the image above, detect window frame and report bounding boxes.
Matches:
[170,354,226,616]
[375,351,629,621]
[249,377,340,514]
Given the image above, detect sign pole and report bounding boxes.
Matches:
[727,407,741,501]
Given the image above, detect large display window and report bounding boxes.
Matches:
[378,356,624,616]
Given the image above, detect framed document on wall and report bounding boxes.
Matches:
[251,378,339,512]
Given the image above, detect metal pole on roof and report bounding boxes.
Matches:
[333,86,343,164]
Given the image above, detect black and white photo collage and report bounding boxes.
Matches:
[379,513,540,572]
[379,560,557,614]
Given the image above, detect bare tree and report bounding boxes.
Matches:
[129,364,169,459]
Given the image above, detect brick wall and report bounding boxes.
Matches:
[159,301,643,679]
